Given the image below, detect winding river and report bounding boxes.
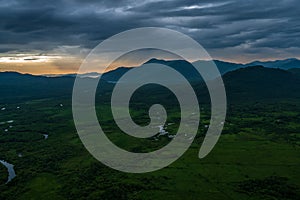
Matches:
[0,160,16,184]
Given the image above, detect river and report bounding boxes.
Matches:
[0,160,16,184]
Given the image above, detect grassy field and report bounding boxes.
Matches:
[0,97,299,199]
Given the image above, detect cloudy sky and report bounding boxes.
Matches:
[0,0,299,74]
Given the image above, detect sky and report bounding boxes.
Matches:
[0,0,300,74]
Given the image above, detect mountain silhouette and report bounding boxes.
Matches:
[1,59,300,103]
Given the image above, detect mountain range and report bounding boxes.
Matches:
[0,58,300,104]
[42,58,300,79]
[245,58,300,69]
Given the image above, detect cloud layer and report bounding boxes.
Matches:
[1,0,300,73]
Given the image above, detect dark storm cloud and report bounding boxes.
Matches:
[0,0,143,50]
[1,0,300,60]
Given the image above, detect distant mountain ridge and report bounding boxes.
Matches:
[1,63,300,104]
[39,58,300,80]
[245,58,300,69]
[96,58,243,82]
[97,58,300,82]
